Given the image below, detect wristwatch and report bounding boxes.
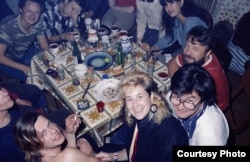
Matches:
[113,153,119,162]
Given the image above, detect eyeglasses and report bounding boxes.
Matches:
[170,95,201,110]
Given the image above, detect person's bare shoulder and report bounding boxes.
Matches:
[61,147,100,162]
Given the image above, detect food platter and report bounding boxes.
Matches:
[93,79,120,102]
[85,51,113,71]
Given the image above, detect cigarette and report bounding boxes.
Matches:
[74,110,80,120]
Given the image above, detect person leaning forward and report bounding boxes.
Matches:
[0,0,49,82]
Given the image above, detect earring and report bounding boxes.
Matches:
[150,104,158,113]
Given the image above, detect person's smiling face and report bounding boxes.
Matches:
[20,1,42,26]
[34,116,65,149]
[183,37,210,66]
[164,0,183,18]
[124,85,152,120]
[170,91,202,119]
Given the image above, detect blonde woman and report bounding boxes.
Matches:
[95,71,188,162]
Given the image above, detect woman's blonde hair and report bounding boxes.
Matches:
[119,71,171,126]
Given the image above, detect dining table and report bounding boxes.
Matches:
[26,40,171,146]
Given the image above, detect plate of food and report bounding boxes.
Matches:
[93,79,120,102]
[85,51,113,71]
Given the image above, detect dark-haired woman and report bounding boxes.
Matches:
[151,0,207,59]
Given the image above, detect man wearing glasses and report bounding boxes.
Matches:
[167,64,229,145]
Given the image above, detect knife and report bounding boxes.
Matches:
[82,83,91,99]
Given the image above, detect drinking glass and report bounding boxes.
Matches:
[147,64,155,75]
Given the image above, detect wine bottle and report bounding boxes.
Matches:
[72,41,83,64]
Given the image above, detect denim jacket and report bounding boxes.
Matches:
[154,17,207,50]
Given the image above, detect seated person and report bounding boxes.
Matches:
[43,0,84,43]
[167,26,230,111]
[101,0,136,31]
[0,0,49,82]
[151,0,208,62]
[15,111,101,162]
[227,11,250,75]
[166,64,229,145]
[95,71,188,162]
[0,84,47,162]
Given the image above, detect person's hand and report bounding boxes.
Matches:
[15,98,32,106]
[77,138,95,156]
[61,32,76,42]
[22,65,30,75]
[150,46,162,56]
[65,114,81,134]
[136,39,142,46]
[151,50,162,56]
[95,152,113,162]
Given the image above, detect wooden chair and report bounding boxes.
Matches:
[227,60,250,134]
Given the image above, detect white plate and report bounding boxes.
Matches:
[93,79,120,102]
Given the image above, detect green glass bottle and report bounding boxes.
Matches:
[72,41,83,64]
[116,42,124,67]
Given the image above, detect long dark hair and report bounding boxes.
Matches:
[160,0,208,40]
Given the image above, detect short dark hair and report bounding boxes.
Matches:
[186,26,216,52]
[18,0,45,11]
[170,64,216,106]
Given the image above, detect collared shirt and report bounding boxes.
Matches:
[42,2,73,38]
[136,0,162,40]
[154,17,207,50]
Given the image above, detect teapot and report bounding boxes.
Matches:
[120,35,133,54]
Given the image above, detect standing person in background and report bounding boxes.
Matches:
[167,26,230,111]
[167,64,229,145]
[136,0,162,46]
[15,112,102,162]
[151,0,208,62]
[95,71,188,162]
[43,0,84,43]
[101,0,136,31]
[0,0,49,82]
